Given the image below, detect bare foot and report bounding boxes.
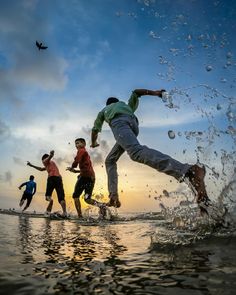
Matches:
[106,194,121,208]
[61,212,69,218]
[185,164,211,205]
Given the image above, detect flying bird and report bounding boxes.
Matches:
[36,41,48,50]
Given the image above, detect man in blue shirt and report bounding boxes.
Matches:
[19,175,37,212]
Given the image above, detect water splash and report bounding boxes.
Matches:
[168,130,175,139]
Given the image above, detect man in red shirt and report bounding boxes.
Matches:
[27,150,67,217]
[67,138,106,218]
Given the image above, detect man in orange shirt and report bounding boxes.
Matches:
[27,150,67,216]
[67,138,106,218]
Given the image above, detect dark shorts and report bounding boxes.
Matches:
[21,192,33,207]
[46,176,65,203]
[73,176,95,199]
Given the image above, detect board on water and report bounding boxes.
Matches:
[0,208,72,220]
[0,207,115,223]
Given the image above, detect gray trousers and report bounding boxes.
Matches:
[105,114,191,196]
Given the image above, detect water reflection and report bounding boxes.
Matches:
[41,219,66,263]
[1,215,235,294]
[18,216,35,264]
[32,221,128,293]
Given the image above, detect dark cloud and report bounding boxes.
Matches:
[90,150,104,165]
[0,171,13,185]
[81,126,91,136]
[80,126,111,165]
[100,139,110,154]
[0,71,23,106]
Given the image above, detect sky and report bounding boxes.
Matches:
[0,0,235,213]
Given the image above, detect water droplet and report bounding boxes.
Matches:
[216,104,222,110]
[115,12,122,17]
[161,91,168,102]
[149,30,160,39]
[187,34,192,41]
[226,111,234,121]
[226,52,233,59]
[197,146,204,153]
[206,65,213,72]
[220,78,227,83]
[227,126,236,135]
[163,190,169,197]
[168,130,175,139]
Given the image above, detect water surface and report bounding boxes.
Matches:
[0,212,235,295]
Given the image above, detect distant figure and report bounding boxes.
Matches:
[27,150,67,217]
[91,88,210,214]
[67,138,107,219]
[19,175,37,212]
[36,40,48,50]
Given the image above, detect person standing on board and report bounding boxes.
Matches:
[67,138,107,219]
[18,175,37,212]
[27,150,68,217]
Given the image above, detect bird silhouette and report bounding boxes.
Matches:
[36,41,48,50]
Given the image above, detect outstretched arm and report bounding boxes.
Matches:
[128,89,166,112]
[133,89,165,97]
[27,161,46,171]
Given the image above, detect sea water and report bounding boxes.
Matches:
[0,207,236,295]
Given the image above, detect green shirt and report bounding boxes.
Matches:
[92,92,139,132]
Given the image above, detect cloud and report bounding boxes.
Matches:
[49,125,55,134]
[0,71,23,106]
[139,111,202,127]
[90,150,104,165]
[100,139,110,153]
[13,156,25,166]
[72,40,111,69]
[0,171,13,185]
[0,120,11,142]
[90,140,111,165]
[79,127,110,165]
[54,156,71,167]
[22,0,39,10]
[11,53,68,91]
[0,1,68,97]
